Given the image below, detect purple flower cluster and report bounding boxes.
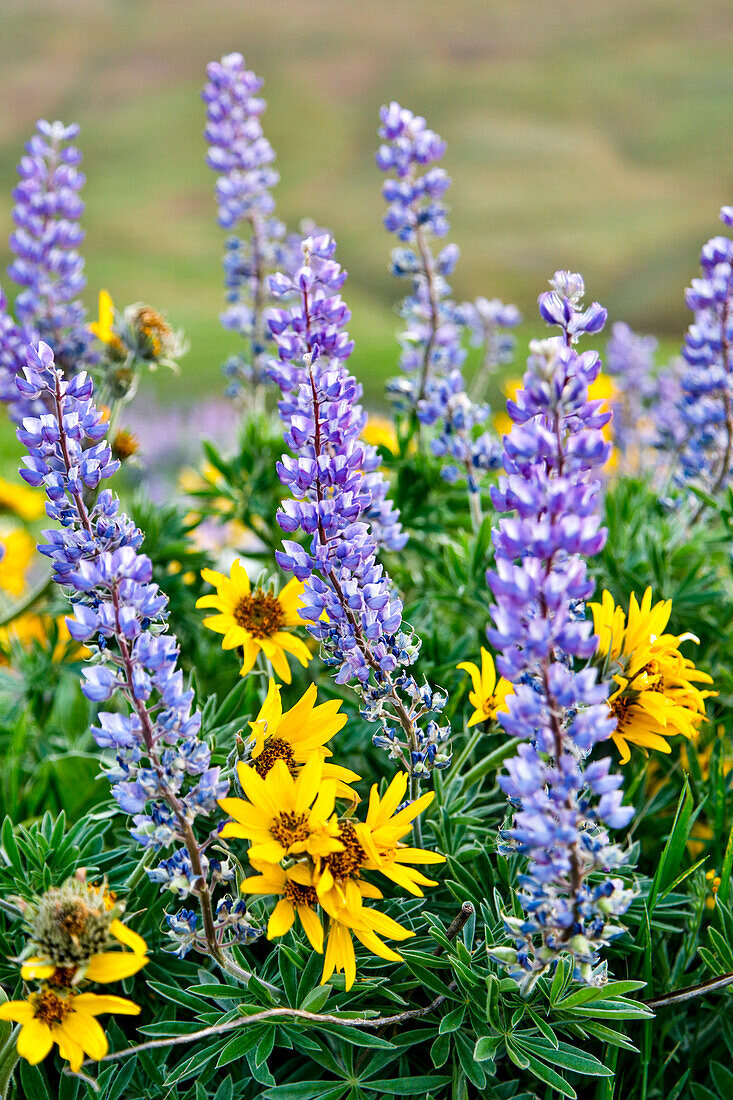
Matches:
[15,342,256,958]
[0,120,93,423]
[377,102,466,414]
[268,233,406,553]
[487,273,633,992]
[268,235,449,781]
[203,53,294,396]
[605,321,658,459]
[670,207,733,492]
[377,104,519,506]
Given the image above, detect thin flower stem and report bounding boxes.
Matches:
[644,970,733,1008]
[73,904,474,1077]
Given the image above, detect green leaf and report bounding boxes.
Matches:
[474,1035,501,1063]
[300,985,331,1013]
[647,779,695,912]
[438,1005,465,1034]
[521,1038,613,1076]
[363,1077,451,1095]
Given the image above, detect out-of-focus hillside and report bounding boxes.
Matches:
[0,0,731,407]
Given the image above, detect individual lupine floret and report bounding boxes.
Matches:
[268,235,447,791]
[0,120,94,423]
[15,342,259,967]
[203,52,295,398]
[487,272,634,993]
[667,207,733,495]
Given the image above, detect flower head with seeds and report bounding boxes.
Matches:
[197,559,311,682]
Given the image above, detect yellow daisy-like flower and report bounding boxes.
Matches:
[89,289,114,343]
[246,679,360,798]
[0,613,89,665]
[196,560,311,682]
[320,896,415,991]
[240,860,325,953]
[0,529,35,596]
[457,647,513,727]
[590,587,716,764]
[0,477,45,522]
[354,771,446,897]
[361,415,399,455]
[21,919,148,987]
[0,989,139,1073]
[218,755,343,864]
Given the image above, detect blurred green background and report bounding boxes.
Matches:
[0,0,732,413]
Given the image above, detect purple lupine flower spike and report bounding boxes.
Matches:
[605,321,658,461]
[487,273,633,994]
[377,103,465,415]
[15,342,260,964]
[203,53,294,399]
[0,121,94,423]
[377,104,519,516]
[268,233,407,553]
[268,235,448,795]
[666,207,733,496]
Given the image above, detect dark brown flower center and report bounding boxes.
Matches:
[255,738,296,777]
[234,592,285,639]
[271,812,311,847]
[48,965,78,988]
[610,697,631,726]
[284,880,318,907]
[134,306,172,356]
[111,429,139,463]
[324,821,366,880]
[33,990,73,1026]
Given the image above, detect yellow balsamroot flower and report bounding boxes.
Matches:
[246,679,360,798]
[21,919,148,986]
[590,587,716,764]
[354,771,446,897]
[89,289,115,344]
[197,560,311,682]
[0,989,139,1073]
[218,755,343,864]
[320,901,414,991]
[0,613,89,665]
[240,860,325,953]
[0,477,45,522]
[457,647,513,726]
[361,415,399,455]
[0,529,35,596]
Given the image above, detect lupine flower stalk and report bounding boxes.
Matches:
[15,342,259,974]
[605,321,658,464]
[377,102,465,415]
[0,120,93,423]
[377,104,512,518]
[487,273,633,994]
[459,296,522,402]
[268,235,449,816]
[203,53,292,400]
[671,207,733,499]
